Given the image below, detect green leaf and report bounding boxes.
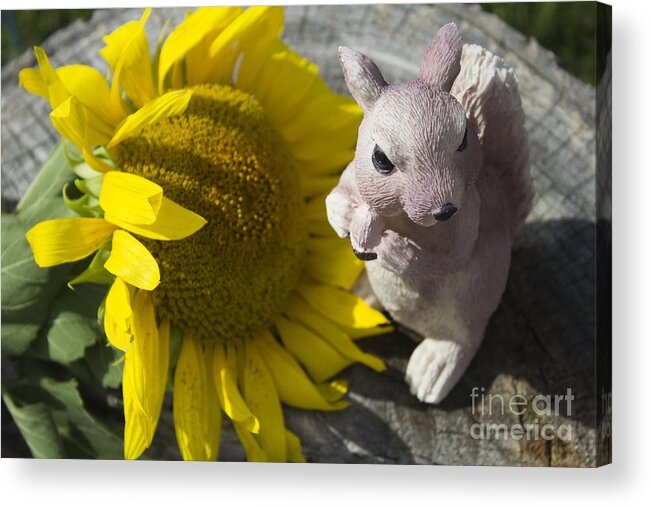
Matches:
[16,143,76,218]
[62,183,98,218]
[2,143,124,459]
[1,213,74,356]
[17,196,75,229]
[68,246,114,287]
[1,143,83,356]
[2,390,65,459]
[4,368,124,459]
[71,162,98,179]
[85,343,124,389]
[15,143,76,233]
[75,175,104,199]
[1,323,42,356]
[30,284,107,364]
[62,140,83,167]
[39,377,123,459]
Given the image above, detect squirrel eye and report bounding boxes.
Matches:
[372,145,395,174]
[457,125,468,152]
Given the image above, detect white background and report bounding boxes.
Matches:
[1,0,649,505]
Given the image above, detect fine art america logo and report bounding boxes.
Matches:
[469,387,574,441]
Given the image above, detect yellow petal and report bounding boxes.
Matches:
[105,194,207,241]
[240,338,286,462]
[49,96,85,148]
[256,330,349,411]
[213,343,260,433]
[57,64,127,131]
[23,51,120,146]
[99,171,163,225]
[245,43,319,120]
[242,42,357,168]
[305,237,364,290]
[294,132,357,160]
[284,98,361,152]
[159,6,242,90]
[295,145,357,177]
[108,89,193,148]
[100,9,149,69]
[275,314,351,383]
[123,290,169,459]
[318,379,349,403]
[305,193,342,236]
[26,218,117,267]
[104,278,133,351]
[304,192,329,221]
[206,6,284,84]
[296,282,390,329]
[33,46,68,108]
[18,68,48,98]
[308,219,338,237]
[291,135,357,163]
[242,39,361,177]
[169,59,183,90]
[104,230,160,291]
[173,334,221,461]
[148,301,170,417]
[49,96,111,153]
[341,322,396,340]
[300,175,340,200]
[233,421,266,462]
[234,36,282,95]
[101,8,155,108]
[284,295,385,373]
[82,147,116,174]
[123,395,149,460]
[285,430,306,463]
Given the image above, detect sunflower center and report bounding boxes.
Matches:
[117,84,307,342]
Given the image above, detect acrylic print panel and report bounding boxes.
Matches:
[0,2,611,466]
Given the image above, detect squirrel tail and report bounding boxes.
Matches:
[451,44,532,237]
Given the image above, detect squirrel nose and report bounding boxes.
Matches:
[433,203,457,222]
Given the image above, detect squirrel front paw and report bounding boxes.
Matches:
[405,338,470,404]
[375,230,416,274]
[325,189,355,239]
[326,190,385,261]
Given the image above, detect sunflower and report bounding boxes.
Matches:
[19,6,392,461]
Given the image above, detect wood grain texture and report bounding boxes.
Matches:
[1,4,601,466]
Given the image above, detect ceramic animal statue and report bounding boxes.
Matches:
[326,23,532,403]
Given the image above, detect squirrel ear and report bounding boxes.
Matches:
[419,22,463,92]
[338,46,387,112]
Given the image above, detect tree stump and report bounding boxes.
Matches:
[1,4,603,466]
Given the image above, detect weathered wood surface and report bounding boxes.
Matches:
[1,4,600,465]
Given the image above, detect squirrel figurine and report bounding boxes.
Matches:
[326,23,532,403]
